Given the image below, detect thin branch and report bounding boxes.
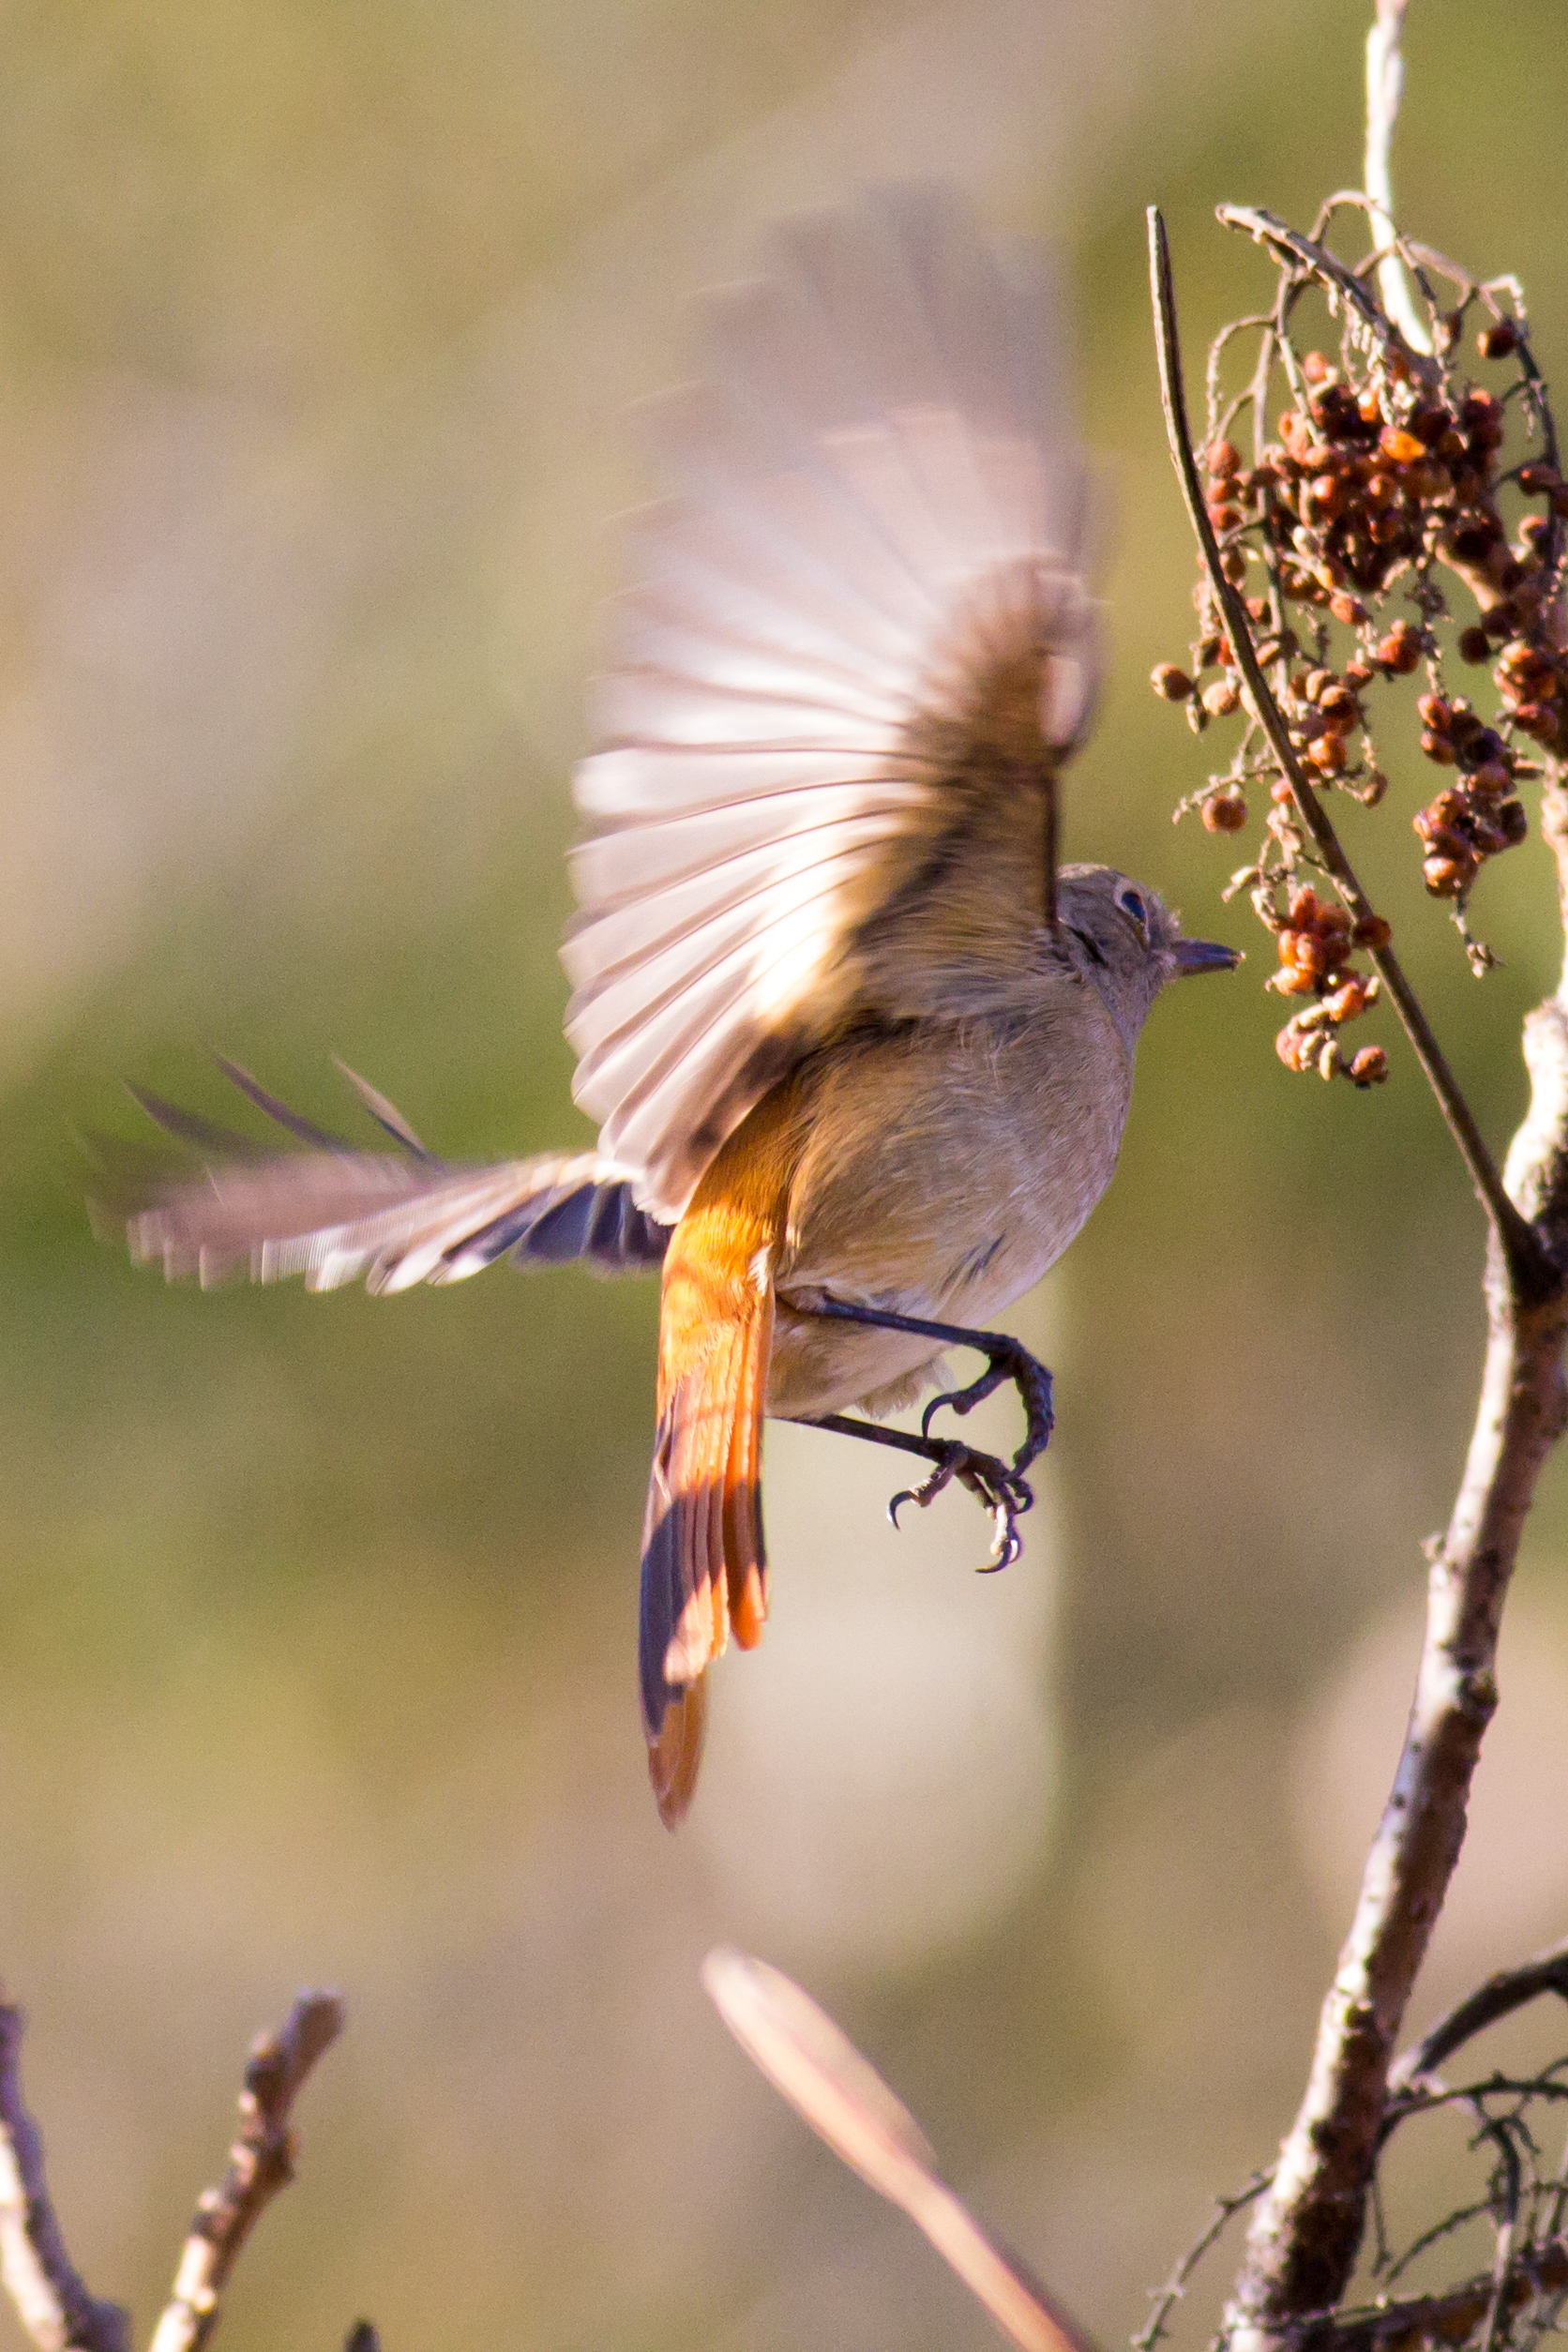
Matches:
[0,1998,130,2352]
[1388,1939,1568,2092]
[701,1949,1097,2352]
[148,1990,344,2352]
[1215,205,1437,388]
[1147,204,1550,1302]
[1304,2236,1568,2352]
[1363,0,1433,354]
[1135,2174,1273,2352]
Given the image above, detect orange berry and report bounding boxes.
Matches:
[1349,1046,1389,1086]
[1424,852,1474,897]
[1200,791,1247,834]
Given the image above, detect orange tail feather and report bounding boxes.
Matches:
[639,1136,787,1825]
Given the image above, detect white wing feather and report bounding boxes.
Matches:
[568,187,1095,1221]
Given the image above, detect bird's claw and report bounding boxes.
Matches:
[917,1333,1055,1474]
[888,1438,1035,1571]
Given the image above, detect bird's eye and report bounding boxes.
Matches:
[1115,883,1152,942]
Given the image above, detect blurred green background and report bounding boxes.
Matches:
[3,2,1568,2344]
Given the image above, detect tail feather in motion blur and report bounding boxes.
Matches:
[106,188,1237,1825]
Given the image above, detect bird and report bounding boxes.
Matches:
[105,187,1238,1827]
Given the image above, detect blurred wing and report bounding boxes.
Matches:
[567,185,1098,1220]
[101,1071,668,1291]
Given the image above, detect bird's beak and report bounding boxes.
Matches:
[1174,936,1242,975]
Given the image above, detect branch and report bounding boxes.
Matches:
[1223,851,1568,2331]
[0,1998,130,2352]
[1146,205,1548,1300]
[701,1949,1097,2352]
[1387,1936,1568,2091]
[1363,0,1434,354]
[148,1990,344,2352]
[1150,210,1568,2343]
[1304,2236,1568,2352]
[1217,848,1568,2343]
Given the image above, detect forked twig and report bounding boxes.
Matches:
[1387,1937,1568,2092]
[701,1949,1096,2352]
[148,1991,345,2352]
[0,1998,130,2352]
[1308,2236,1568,2352]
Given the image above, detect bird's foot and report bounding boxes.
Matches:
[804,1411,1037,1571]
[918,1332,1055,1475]
[888,1437,1035,1571]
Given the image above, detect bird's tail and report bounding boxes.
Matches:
[640,1184,778,1826]
[93,1058,669,1292]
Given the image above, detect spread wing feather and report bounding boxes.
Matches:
[568,186,1097,1221]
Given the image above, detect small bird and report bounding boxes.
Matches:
[110,188,1237,1825]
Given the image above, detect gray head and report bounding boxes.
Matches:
[1053,862,1239,1047]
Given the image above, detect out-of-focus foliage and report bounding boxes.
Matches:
[2,5,1568,2348]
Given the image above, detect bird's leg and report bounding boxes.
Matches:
[796,1297,1055,1571]
[809,1296,1055,1470]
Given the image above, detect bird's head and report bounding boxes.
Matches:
[1054,864,1240,1043]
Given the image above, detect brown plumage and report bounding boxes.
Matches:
[105,188,1237,1827]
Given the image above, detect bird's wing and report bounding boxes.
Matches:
[98,1063,668,1291]
[566,185,1098,1221]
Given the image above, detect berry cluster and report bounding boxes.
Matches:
[1265,887,1389,1083]
[1152,216,1566,1085]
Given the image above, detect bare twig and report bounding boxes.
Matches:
[1216,204,1438,388]
[1146,204,1548,1299]
[1388,1938,1568,2093]
[148,1990,345,2352]
[1304,2237,1568,2352]
[0,1998,130,2352]
[701,1949,1096,2352]
[1363,0,1433,354]
[1136,2174,1273,2352]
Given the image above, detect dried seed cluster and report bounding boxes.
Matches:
[1153,221,1565,1084]
[1266,887,1389,1084]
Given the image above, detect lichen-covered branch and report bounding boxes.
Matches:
[1223,821,1568,2336]
[0,1998,130,2352]
[148,1990,345,2352]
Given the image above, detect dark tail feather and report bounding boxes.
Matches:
[105,1063,669,1289]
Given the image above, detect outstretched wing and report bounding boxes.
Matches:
[566,185,1098,1221]
[97,1063,669,1291]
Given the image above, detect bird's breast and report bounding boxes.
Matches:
[767,990,1133,1419]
